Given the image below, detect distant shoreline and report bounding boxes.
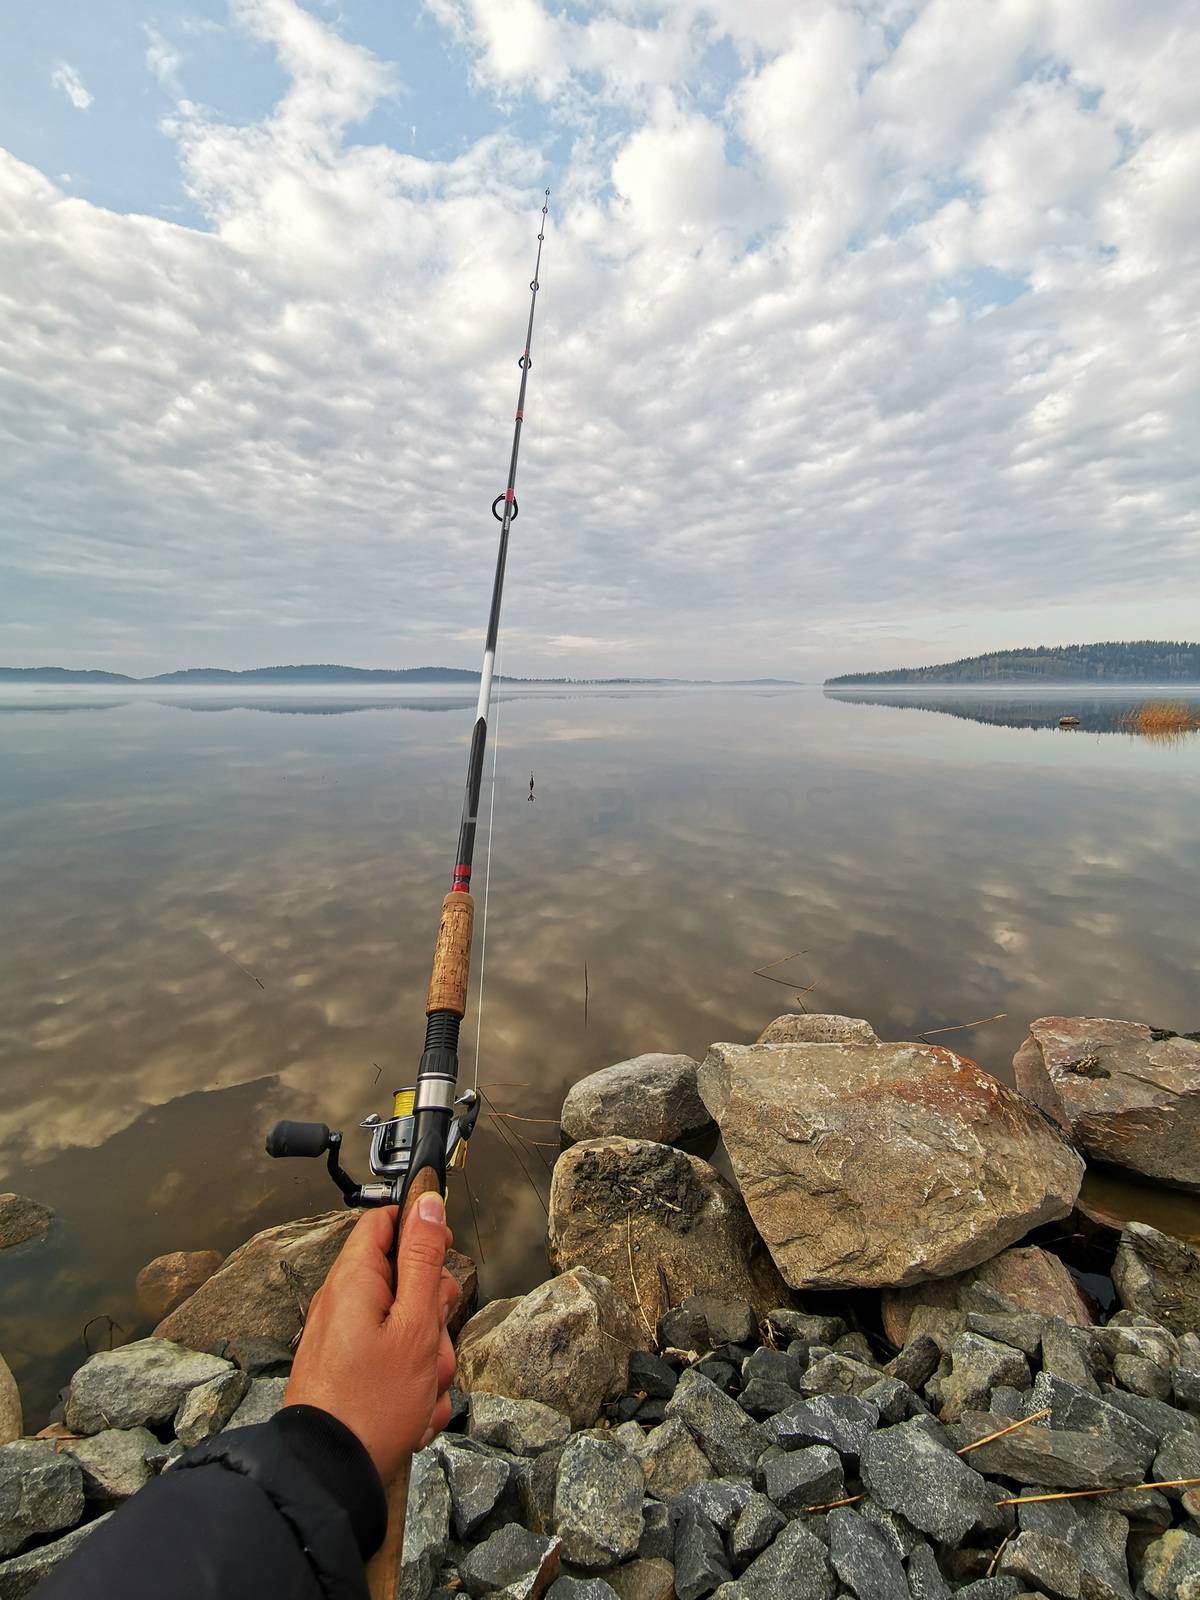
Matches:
[0,665,803,688]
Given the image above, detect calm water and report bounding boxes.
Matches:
[2,684,1199,1419]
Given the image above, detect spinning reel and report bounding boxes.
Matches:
[265,1086,481,1206]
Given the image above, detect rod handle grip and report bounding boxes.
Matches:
[425,891,474,1016]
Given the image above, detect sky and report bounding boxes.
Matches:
[1,0,1197,680]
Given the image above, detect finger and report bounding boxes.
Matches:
[391,1189,450,1315]
[436,1331,456,1394]
[420,1390,453,1447]
[439,1272,460,1324]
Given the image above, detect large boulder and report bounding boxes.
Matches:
[154,1209,477,1348]
[547,1138,790,1332]
[1112,1222,1200,1336]
[0,1357,20,1447]
[64,1339,233,1435]
[0,1196,52,1251]
[698,1041,1084,1290]
[560,1055,713,1147]
[1014,1018,1200,1192]
[135,1250,225,1323]
[456,1268,639,1428]
[758,1014,879,1045]
[882,1245,1094,1347]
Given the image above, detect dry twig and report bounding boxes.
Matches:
[957,1407,1051,1455]
[919,1012,1006,1043]
[626,1216,657,1348]
[996,1477,1200,1507]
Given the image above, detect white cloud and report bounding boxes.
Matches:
[4,0,1199,677]
[145,26,184,92]
[50,61,93,111]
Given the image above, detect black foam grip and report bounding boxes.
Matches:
[265,1120,330,1159]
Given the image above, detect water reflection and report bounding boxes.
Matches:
[2,687,1198,1420]
[826,688,1200,735]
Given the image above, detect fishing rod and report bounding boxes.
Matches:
[264,188,551,1592]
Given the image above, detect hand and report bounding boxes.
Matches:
[285,1195,460,1485]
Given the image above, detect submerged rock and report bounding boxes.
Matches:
[135,1250,225,1322]
[0,1196,53,1253]
[1013,1017,1200,1193]
[547,1138,790,1331]
[457,1270,638,1429]
[1112,1223,1200,1336]
[697,1040,1083,1290]
[561,1056,713,1147]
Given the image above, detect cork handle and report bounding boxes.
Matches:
[425,891,474,1016]
[366,1168,445,1600]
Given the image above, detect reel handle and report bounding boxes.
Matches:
[265,1120,331,1159]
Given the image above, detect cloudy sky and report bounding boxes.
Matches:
[2,0,1197,679]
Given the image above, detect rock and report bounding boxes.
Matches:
[64,1339,232,1434]
[1153,1432,1200,1499]
[863,1375,922,1424]
[0,1441,84,1557]
[906,1543,953,1600]
[0,1359,19,1447]
[860,1419,997,1544]
[857,1501,925,1560]
[561,1056,713,1147]
[223,1336,294,1377]
[1114,1353,1172,1401]
[965,1313,1045,1358]
[1104,1390,1200,1447]
[637,1501,672,1562]
[401,1450,451,1599]
[828,1505,909,1600]
[143,1439,183,1475]
[681,1297,757,1347]
[631,1418,714,1501]
[135,1250,225,1322]
[62,1427,155,1502]
[799,1353,880,1399]
[999,1532,1083,1600]
[729,1493,787,1568]
[940,1335,1032,1421]
[657,1307,709,1354]
[1112,1225,1200,1336]
[694,1359,735,1392]
[434,1440,512,1539]
[547,1581,618,1600]
[548,1140,789,1332]
[883,1247,1094,1347]
[734,1518,836,1600]
[888,1334,942,1393]
[1176,1370,1200,1414]
[955,1582,1020,1600]
[457,1270,639,1428]
[766,1309,847,1346]
[629,1352,677,1400]
[739,1380,803,1419]
[671,1501,730,1600]
[1140,1530,1200,1600]
[226,1376,287,1429]
[468,1394,572,1456]
[742,1348,801,1389]
[1027,1374,1158,1474]
[1041,1323,1102,1394]
[446,1249,482,1339]
[0,1196,52,1252]
[955,1410,1143,1488]
[664,1370,765,1477]
[0,1513,111,1599]
[767,1394,880,1463]
[553,1437,644,1569]
[1016,1498,1133,1600]
[699,1041,1083,1290]
[174,1370,251,1447]
[605,1558,674,1600]
[757,1014,879,1046]
[669,1479,753,1534]
[762,1444,844,1511]
[1013,1018,1200,1192]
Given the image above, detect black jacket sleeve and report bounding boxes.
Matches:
[37,1405,388,1600]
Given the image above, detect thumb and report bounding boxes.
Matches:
[392,1185,449,1315]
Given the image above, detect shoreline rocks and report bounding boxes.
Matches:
[135,1250,225,1323]
[561,1056,714,1149]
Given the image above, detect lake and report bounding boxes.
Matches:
[2,683,1199,1419]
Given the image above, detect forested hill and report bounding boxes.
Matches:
[826,641,1200,686]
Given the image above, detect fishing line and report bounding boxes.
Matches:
[472,647,503,1091]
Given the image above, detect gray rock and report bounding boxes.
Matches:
[669,1479,753,1535]
[1016,1497,1132,1600]
[887,1335,941,1393]
[401,1449,452,1600]
[906,1543,952,1600]
[143,1439,184,1475]
[1041,1324,1102,1395]
[1095,1320,1178,1369]
[941,1334,1032,1421]
[860,1419,997,1544]
[632,1418,714,1501]
[434,1440,512,1539]
[757,1015,880,1046]
[546,1581,618,1600]
[742,1349,803,1390]
[863,1376,923,1425]
[469,1394,572,1457]
[766,1310,847,1346]
[693,1359,736,1393]
[1013,1018,1200,1193]
[1027,1373,1158,1474]
[999,1532,1083,1600]
[554,1437,644,1569]
[699,1040,1083,1291]
[1140,1530,1200,1600]
[834,1332,878,1364]
[174,1370,251,1446]
[762,1444,843,1512]
[767,1394,880,1462]
[64,1339,233,1434]
[681,1297,757,1347]
[1153,1432,1200,1499]
[658,1307,709,1354]
[957,1409,1143,1488]
[800,1354,881,1399]
[0,1196,52,1251]
[463,1527,561,1599]
[672,1501,730,1600]
[734,1518,836,1600]
[0,1360,19,1450]
[1113,1354,1172,1401]
[63,1428,155,1502]
[561,1055,712,1147]
[637,1501,672,1562]
[1103,1388,1200,1447]
[991,1387,1028,1421]
[0,1512,111,1599]
[857,1501,923,1560]
[1175,1371,1200,1414]
[459,1271,639,1429]
[729,1493,786,1568]
[605,1558,674,1600]
[965,1314,1045,1358]
[224,1336,294,1377]
[0,1441,85,1556]
[665,1370,765,1478]
[739,1381,804,1419]
[955,1581,1020,1600]
[629,1353,677,1400]
[828,1505,909,1600]
[225,1375,287,1429]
